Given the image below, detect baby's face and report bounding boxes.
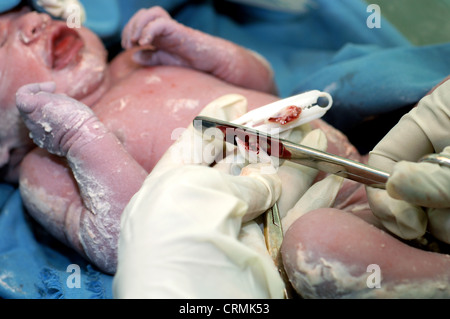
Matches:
[0,7,109,180]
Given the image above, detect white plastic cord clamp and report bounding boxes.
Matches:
[232,90,333,133]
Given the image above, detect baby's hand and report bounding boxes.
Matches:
[121,6,276,93]
[16,82,103,157]
[121,6,196,68]
[121,6,173,50]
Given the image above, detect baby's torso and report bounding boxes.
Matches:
[92,65,278,172]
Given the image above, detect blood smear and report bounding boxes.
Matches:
[268,105,302,125]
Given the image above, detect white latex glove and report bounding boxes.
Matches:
[366,78,450,243]
[113,95,285,299]
[36,0,86,23]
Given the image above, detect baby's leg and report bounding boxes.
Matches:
[16,83,148,274]
[122,6,276,94]
[281,208,450,298]
[20,149,86,256]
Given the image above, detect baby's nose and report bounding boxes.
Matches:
[18,12,51,44]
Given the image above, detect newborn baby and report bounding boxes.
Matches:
[0,5,108,182]
[4,5,356,273]
[4,6,449,297]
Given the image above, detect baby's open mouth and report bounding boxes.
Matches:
[51,27,84,70]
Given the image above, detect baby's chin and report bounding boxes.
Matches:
[53,54,109,105]
[52,27,110,104]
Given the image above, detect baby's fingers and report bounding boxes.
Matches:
[16,82,56,113]
[122,6,171,49]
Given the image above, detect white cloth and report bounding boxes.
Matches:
[36,0,86,23]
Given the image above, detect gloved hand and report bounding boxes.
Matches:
[366,78,450,243]
[35,0,86,23]
[113,94,286,299]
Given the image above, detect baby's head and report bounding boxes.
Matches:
[0,6,109,182]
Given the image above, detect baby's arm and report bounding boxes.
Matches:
[122,6,277,94]
[16,83,148,274]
